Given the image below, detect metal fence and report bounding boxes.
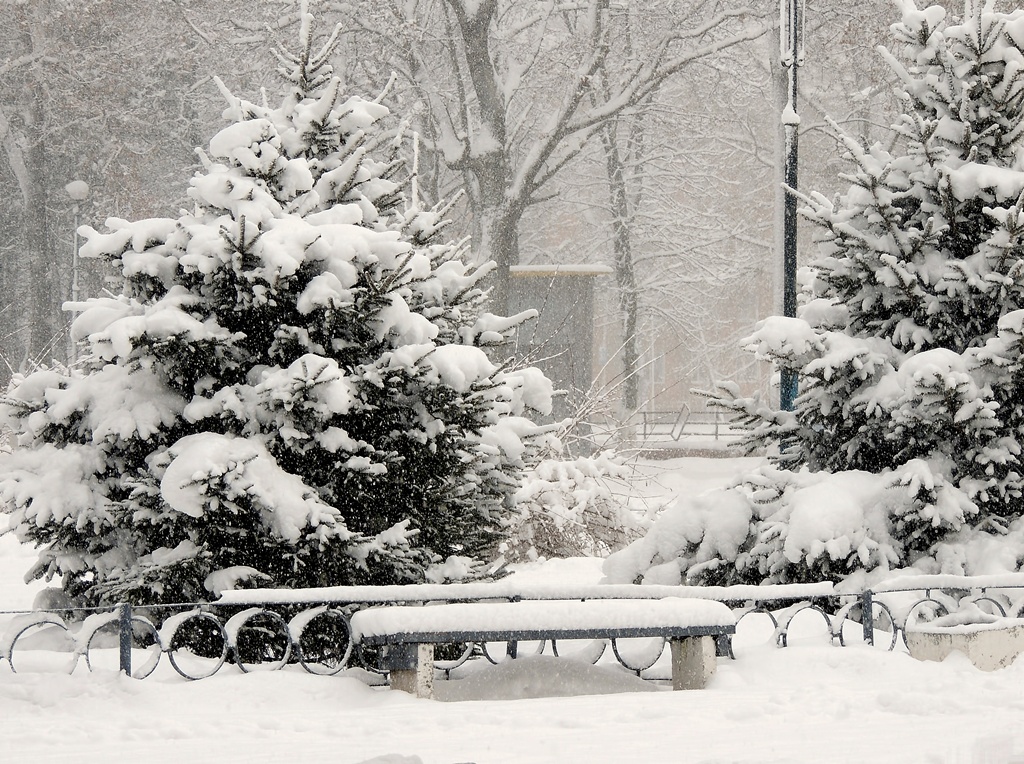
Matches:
[3,575,1024,681]
[858,574,1024,650]
[639,408,734,442]
[0,601,355,680]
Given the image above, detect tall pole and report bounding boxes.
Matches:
[779,0,804,411]
[65,180,89,366]
[72,205,81,304]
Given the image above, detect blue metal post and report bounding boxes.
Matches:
[118,603,132,677]
[862,590,874,646]
[779,0,804,411]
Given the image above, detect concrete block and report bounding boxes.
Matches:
[388,644,435,698]
[670,636,716,690]
[905,620,1024,672]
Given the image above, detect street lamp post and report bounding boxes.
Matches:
[780,0,804,411]
[65,180,89,365]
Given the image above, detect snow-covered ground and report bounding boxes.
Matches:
[2,457,1023,764]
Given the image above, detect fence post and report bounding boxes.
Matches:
[118,602,132,677]
[862,590,874,647]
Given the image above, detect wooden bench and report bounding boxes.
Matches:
[349,598,736,699]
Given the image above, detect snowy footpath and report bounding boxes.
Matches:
[2,617,1022,763]
[2,459,1023,763]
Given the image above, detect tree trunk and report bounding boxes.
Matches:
[447,0,521,315]
[473,203,521,315]
[2,8,59,380]
[599,119,640,439]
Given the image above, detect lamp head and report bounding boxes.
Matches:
[65,180,90,201]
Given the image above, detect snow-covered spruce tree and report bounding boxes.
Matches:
[605,0,1024,587]
[0,10,556,607]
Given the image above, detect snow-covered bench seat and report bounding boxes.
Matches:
[349,598,736,698]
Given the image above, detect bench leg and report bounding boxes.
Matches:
[670,636,716,690]
[387,643,434,699]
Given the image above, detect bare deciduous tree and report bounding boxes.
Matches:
[335,0,771,311]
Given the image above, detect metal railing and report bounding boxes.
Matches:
[3,575,1023,681]
[858,574,1024,650]
[639,408,733,442]
[0,600,356,680]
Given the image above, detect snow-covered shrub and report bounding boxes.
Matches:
[500,451,644,563]
[609,1,1024,586]
[0,9,556,607]
[605,466,909,586]
[606,459,1024,588]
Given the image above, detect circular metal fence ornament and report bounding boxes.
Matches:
[610,636,665,673]
[163,611,229,680]
[899,596,951,650]
[868,599,901,651]
[84,615,162,679]
[6,615,78,675]
[290,607,352,676]
[732,607,780,654]
[226,608,292,673]
[481,638,546,664]
[432,641,475,677]
[776,604,833,648]
[969,595,1007,618]
[550,638,606,664]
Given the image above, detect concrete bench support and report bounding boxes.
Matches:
[670,636,716,690]
[386,636,716,698]
[386,643,434,697]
